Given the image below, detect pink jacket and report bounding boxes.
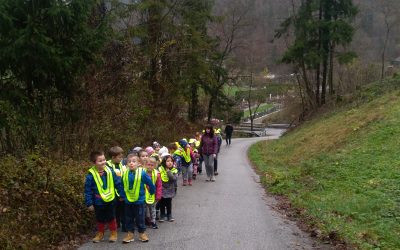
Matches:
[147,171,162,201]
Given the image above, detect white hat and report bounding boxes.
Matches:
[161,152,171,158]
[158,146,168,156]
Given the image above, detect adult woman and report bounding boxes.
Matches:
[199,125,218,182]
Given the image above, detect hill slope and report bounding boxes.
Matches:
[249,80,400,249]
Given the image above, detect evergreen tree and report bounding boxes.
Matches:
[276,0,357,107]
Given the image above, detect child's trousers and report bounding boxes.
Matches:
[182,164,193,181]
[125,203,146,233]
[146,203,157,224]
[94,203,117,232]
[115,199,126,231]
[159,197,172,217]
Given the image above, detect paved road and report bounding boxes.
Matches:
[80,129,325,250]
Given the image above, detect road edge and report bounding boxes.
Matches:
[246,139,341,250]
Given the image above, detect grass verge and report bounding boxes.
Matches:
[248,80,400,249]
[243,103,273,118]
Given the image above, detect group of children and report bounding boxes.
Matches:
[84,128,223,244]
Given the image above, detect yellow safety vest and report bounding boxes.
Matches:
[159,166,178,182]
[106,160,127,197]
[174,148,191,163]
[106,160,127,177]
[123,168,143,202]
[145,170,158,204]
[89,166,115,202]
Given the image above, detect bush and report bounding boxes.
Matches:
[0,152,93,249]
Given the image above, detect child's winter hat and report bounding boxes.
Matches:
[161,152,171,158]
[145,146,155,155]
[153,141,161,148]
[158,146,168,156]
[179,139,188,148]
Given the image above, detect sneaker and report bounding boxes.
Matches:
[122,232,134,244]
[214,171,219,176]
[182,180,187,186]
[109,231,117,242]
[92,231,104,243]
[211,176,216,182]
[167,216,175,222]
[152,223,158,229]
[139,233,149,242]
[159,216,166,222]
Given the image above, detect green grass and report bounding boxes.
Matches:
[242,103,273,118]
[224,85,248,97]
[249,81,400,249]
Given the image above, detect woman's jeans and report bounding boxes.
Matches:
[202,154,215,178]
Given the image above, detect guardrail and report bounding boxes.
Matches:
[243,106,279,123]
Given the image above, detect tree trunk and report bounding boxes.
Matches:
[147,1,162,104]
[315,1,322,106]
[381,25,390,82]
[250,116,254,135]
[328,43,335,95]
[189,82,198,122]
[207,96,214,123]
[300,60,316,108]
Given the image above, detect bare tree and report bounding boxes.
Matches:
[204,0,255,123]
[380,0,399,81]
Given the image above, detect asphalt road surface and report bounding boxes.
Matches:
[79,129,326,250]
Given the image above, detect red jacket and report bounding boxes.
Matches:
[146,171,162,201]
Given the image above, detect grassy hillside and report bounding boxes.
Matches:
[249,79,400,249]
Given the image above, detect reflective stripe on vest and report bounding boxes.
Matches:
[106,160,127,197]
[174,148,191,163]
[159,166,168,182]
[158,166,178,182]
[106,160,127,177]
[145,170,157,204]
[123,168,142,202]
[89,166,115,202]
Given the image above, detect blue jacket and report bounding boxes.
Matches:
[122,168,156,205]
[84,167,125,207]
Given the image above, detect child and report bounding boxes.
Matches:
[195,132,203,174]
[167,143,179,172]
[175,139,193,186]
[189,139,199,180]
[214,129,223,176]
[153,141,161,154]
[144,157,162,229]
[138,149,149,167]
[122,154,156,244]
[84,151,125,243]
[146,146,160,162]
[158,155,178,222]
[106,146,127,232]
